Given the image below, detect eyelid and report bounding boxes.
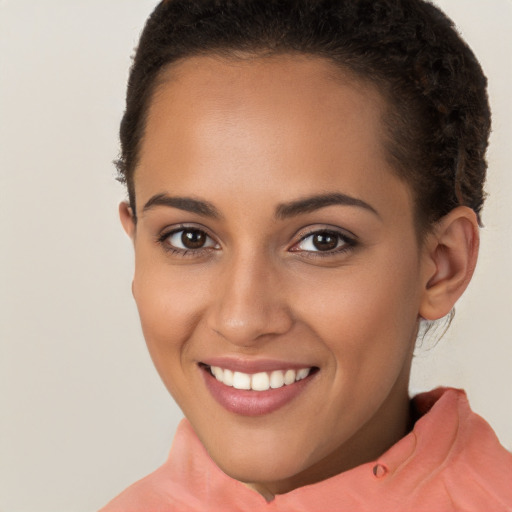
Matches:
[168,230,218,249]
[157,223,220,253]
[292,224,357,244]
[158,223,217,239]
[289,225,358,254]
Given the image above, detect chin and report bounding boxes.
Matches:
[202,430,315,488]
[214,455,301,488]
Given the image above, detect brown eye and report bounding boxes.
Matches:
[163,228,218,252]
[181,229,206,249]
[293,229,354,254]
[312,232,338,251]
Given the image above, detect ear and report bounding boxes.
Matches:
[119,201,136,241]
[419,206,479,321]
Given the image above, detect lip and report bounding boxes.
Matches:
[199,361,317,417]
[201,356,314,374]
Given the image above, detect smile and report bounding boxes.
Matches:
[209,366,312,391]
[200,362,318,416]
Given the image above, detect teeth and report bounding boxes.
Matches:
[284,369,296,385]
[296,368,310,380]
[223,369,234,387]
[209,366,312,391]
[270,370,285,389]
[211,366,224,382]
[233,371,251,390]
[251,372,270,391]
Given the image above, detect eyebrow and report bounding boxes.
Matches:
[275,192,379,219]
[142,193,222,219]
[142,191,379,220]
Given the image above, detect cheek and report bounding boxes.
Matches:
[293,246,421,383]
[131,253,210,387]
[284,250,422,450]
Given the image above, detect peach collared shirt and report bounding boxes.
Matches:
[99,388,512,511]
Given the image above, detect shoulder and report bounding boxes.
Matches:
[449,394,512,508]
[97,466,205,512]
[97,466,177,512]
[416,388,512,510]
[97,420,208,512]
[371,388,512,511]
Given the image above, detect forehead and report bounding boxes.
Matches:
[145,54,386,148]
[136,54,412,220]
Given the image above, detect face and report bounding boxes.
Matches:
[123,55,432,496]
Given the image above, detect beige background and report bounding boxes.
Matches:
[0,1,510,511]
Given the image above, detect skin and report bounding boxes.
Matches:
[120,55,479,500]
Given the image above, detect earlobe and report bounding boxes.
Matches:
[119,201,136,241]
[419,207,479,320]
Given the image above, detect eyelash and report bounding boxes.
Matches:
[291,228,357,259]
[157,225,219,258]
[156,225,357,258]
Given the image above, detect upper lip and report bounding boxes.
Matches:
[200,357,316,374]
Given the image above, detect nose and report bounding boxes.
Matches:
[206,252,293,347]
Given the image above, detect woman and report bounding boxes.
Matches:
[100,0,512,510]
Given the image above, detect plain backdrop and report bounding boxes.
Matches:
[1,1,511,511]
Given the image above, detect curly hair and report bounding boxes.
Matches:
[117,0,490,231]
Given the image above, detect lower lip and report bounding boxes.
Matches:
[201,367,315,417]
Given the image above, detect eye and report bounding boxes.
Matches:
[291,229,355,253]
[160,227,219,252]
